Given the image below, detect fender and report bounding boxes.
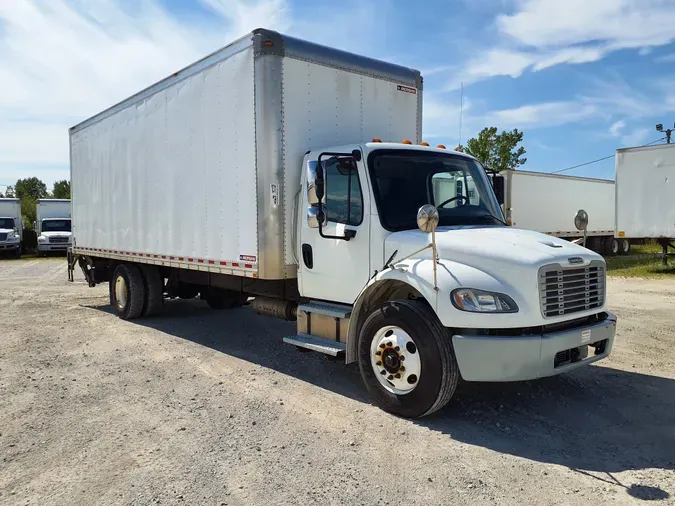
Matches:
[345,257,513,363]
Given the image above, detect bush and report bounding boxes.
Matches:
[22,229,37,253]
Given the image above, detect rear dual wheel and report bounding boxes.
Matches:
[358,300,459,418]
[110,263,164,320]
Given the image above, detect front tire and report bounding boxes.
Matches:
[358,300,459,418]
[110,264,146,320]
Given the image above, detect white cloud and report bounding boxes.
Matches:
[655,53,675,63]
[485,101,601,129]
[456,0,675,85]
[609,120,626,138]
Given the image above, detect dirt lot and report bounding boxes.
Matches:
[1,258,674,505]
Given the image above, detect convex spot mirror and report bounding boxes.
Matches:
[417,204,439,233]
[574,209,588,231]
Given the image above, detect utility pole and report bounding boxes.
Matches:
[656,123,674,143]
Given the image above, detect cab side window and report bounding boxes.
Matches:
[324,158,363,226]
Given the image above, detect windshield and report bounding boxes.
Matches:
[42,219,71,232]
[368,150,505,231]
[0,218,15,229]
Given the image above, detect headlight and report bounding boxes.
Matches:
[6,231,14,239]
[451,288,518,313]
[38,236,47,243]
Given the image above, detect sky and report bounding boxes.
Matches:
[2,0,675,192]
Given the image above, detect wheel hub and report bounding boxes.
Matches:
[115,276,128,310]
[370,326,421,395]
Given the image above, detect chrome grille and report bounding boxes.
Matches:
[49,236,69,244]
[539,261,605,318]
[0,233,7,241]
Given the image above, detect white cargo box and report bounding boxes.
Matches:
[615,144,675,239]
[37,199,71,221]
[503,170,615,237]
[70,29,422,280]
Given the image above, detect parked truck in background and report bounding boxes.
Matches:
[616,143,675,262]
[68,29,616,418]
[0,198,23,258]
[501,170,631,255]
[36,199,72,256]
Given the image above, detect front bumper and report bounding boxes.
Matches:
[452,312,616,382]
[0,242,20,251]
[38,243,71,252]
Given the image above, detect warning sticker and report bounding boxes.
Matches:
[270,183,280,206]
[397,85,417,95]
[581,329,591,344]
[240,254,257,263]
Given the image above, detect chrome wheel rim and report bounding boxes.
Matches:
[370,326,421,395]
[115,276,128,310]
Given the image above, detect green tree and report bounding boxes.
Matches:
[1,185,15,198]
[15,177,48,201]
[52,180,71,199]
[21,197,37,229]
[465,127,527,171]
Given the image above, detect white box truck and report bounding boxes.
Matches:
[36,199,72,256]
[502,170,630,255]
[616,143,675,262]
[68,29,616,418]
[0,198,23,258]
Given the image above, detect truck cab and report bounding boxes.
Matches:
[0,216,22,258]
[37,218,72,255]
[292,141,615,416]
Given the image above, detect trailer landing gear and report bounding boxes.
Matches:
[658,239,675,266]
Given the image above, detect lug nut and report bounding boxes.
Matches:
[379,343,386,349]
[399,356,405,361]
[376,361,382,366]
[394,373,401,379]
[380,370,387,376]
[387,375,394,380]
[375,351,382,356]
[394,346,400,352]
[399,366,405,372]
[386,342,392,347]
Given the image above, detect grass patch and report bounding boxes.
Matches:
[606,254,675,278]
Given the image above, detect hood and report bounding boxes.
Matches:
[41,231,72,237]
[385,226,601,271]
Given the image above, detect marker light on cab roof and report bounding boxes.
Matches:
[401,139,412,145]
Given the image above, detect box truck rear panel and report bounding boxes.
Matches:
[616,144,675,239]
[70,29,421,280]
[506,171,614,236]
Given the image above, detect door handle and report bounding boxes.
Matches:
[302,243,313,269]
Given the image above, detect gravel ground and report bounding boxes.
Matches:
[1,258,674,505]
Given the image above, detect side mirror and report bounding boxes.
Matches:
[417,204,439,233]
[574,209,588,231]
[307,206,326,229]
[306,160,325,206]
[492,174,505,205]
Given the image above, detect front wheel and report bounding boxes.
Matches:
[358,300,459,418]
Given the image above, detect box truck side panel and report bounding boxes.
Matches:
[616,145,675,238]
[508,171,614,236]
[71,46,258,271]
[37,200,71,220]
[281,58,420,265]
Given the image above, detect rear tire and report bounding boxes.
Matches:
[358,299,459,418]
[110,264,145,320]
[139,265,164,317]
[201,287,248,310]
[604,237,619,256]
[619,238,631,255]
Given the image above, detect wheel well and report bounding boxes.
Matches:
[346,279,426,364]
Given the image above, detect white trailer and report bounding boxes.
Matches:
[502,170,629,255]
[615,143,675,262]
[68,29,616,418]
[0,198,22,258]
[36,199,72,255]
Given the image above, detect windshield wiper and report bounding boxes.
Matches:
[470,213,508,226]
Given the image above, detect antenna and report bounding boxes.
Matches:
[458,82,464,148]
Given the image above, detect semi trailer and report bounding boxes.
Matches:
[0,198,22,258]
[68,29,616,418]
[502,170,631,255]
[616,143,675,263]
[36,199,72,256]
